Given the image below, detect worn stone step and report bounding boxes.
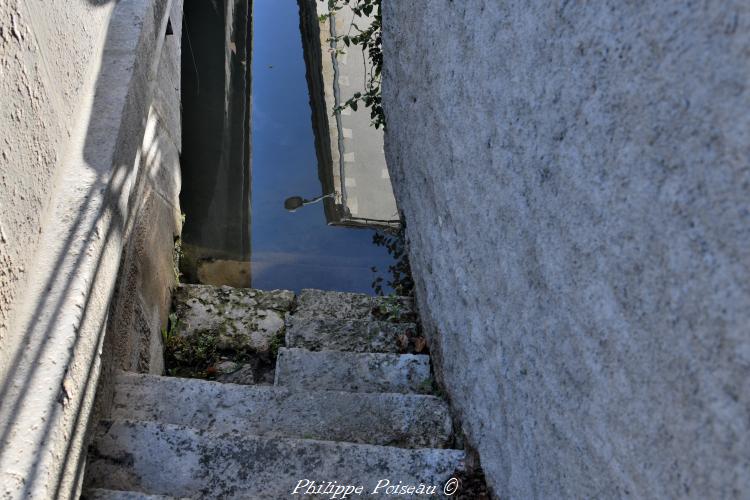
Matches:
[172,284,294,355]
[86,420,464,499]
[83,489,185,500]
[296,288,415,321]
[113,371,452,448]
[285,316,418,353]
[275,347,433,394]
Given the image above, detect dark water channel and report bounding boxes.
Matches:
[180,0,395,294]
[180,0,252,287]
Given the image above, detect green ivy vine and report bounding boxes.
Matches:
[319,0,384,129]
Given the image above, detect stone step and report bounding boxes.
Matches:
[83,489,185,500]
[86,420,464,499]
[113,371,452,448]
[285,316,418,353]
[172,284,294,355]
[296,288,415,321]
[275,347,433,394]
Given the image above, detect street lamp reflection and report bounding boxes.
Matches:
[283,193,335,212]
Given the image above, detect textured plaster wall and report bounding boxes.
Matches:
[382,1,750,498]
[0,0,114,377]
[0,0,182,497]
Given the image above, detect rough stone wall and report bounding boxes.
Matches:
[103,0,184,377]
[382,1,750,498]
[0,0,114,378]
[95,0,183,443]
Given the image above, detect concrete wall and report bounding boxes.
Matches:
[382,1,750,498]
[0,0,182,497]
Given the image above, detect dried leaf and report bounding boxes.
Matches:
[397,334,409,350]
[414,337,427,353]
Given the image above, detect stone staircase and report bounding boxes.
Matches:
[82,287,464,499]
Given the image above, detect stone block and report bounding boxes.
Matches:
[296,288,415,321]
[275,347,433,394]
[112,371,453,449]
[85,419,464,498]
[173,284,294,354]
[285,316,418,353]
[83,489,185,500]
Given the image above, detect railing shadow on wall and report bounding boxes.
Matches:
[0,0,177,497]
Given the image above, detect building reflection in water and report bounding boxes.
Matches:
[179,0,252,288]
[180,0,398,294]
[298,0,401,230]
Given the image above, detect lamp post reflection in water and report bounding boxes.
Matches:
[283,193,335,212]
[251,0,397,294]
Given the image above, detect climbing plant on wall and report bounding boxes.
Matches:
[370,227,414,297]
[319,0,384,129]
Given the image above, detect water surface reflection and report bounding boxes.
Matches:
[251,0,394,294]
